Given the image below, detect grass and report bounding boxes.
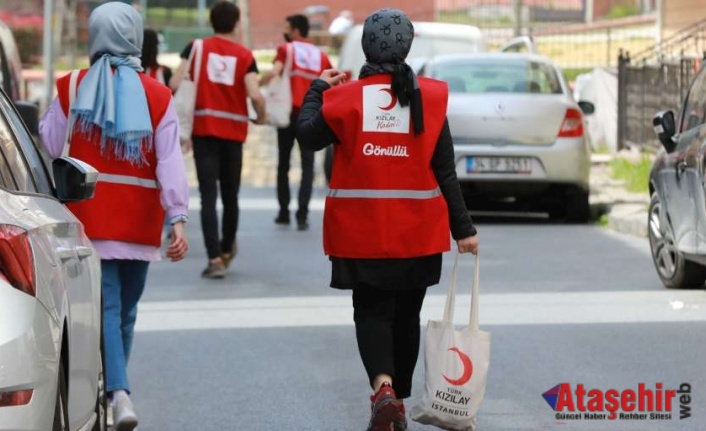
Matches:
[610,156,653,194]
[596,213,610,227]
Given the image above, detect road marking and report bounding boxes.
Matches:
[135,290,706,332]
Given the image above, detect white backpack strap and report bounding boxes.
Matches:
[283,42,293,78]
[62,70,79,158]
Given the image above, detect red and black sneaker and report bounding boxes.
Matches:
[366,382,405,431]
[393,400,407,431]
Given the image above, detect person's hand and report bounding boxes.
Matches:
[166,222,188,262]
[320,69,347,87]
[254,113,268,125]
[456,235,478,255]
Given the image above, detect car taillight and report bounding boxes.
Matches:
[0,225,35,297]
[0,389,33,407]
[558,108,584,138]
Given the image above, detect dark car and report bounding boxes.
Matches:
[649,66,706,289]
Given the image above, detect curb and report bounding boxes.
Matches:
[607,204,648,237]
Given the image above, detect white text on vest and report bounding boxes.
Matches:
[362,143,410,158]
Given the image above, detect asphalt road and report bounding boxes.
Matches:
[126,186,706,431]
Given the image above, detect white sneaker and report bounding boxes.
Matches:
[112,395,138,431]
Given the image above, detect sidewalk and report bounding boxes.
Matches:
[589,154,650,238]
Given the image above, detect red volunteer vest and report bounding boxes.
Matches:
[145,66,166,85]
[321,75,451,258]
[56,70,170,247]
[286,41,330,109]
[192,37,252,142]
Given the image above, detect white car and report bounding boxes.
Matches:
[0,85,105,430]
[422,52,595,221]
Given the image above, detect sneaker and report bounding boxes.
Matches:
[201,260,226,279]
[274,212,290,225]
[112,395,138,431]
[366,382,404,431]
[296,219,309,231]
[107,399,114,427]
[222,243,237,269]
[393,400,408,431]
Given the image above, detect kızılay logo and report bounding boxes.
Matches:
[542,383,693,421]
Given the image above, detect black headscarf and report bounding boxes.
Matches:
[359,9,424,135]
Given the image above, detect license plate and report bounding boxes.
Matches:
[466,157,533,174]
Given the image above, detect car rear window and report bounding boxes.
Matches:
[433,59,563,95]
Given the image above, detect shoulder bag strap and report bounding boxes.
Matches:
[62,69,79,158]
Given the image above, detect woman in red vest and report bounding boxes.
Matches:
[39,3,189,430]
[142,28,172,87]
[296,9,479,431]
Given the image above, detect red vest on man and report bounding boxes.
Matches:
[56,70,170,247]
[191,36,253,142]
[284,41,331,109]
[321,74,451,258]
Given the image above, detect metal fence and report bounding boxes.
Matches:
[617,18,706,150]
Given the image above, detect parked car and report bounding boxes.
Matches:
[649,65,706,289]
[0,85,106,430]
[0,19,23,102]
[324,22,486,181]
[421,52,594,221]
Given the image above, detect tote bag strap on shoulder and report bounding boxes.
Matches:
[185,38,204,85]
[442,253,480,330]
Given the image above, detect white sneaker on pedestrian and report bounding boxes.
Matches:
[112,393,138,431]
[107,399,114,427]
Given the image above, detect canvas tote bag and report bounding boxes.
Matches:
[411,253,490,431]
[173,39,203,140]
[263,43,293,128]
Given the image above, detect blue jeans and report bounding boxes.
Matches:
[101,259,150,393]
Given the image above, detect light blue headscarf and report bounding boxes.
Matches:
[70,2,151,165]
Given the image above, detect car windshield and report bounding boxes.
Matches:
[432,59,563,95]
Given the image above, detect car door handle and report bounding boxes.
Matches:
[56,247,78,262]
[75,246,93,259]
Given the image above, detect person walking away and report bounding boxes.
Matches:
[260,14,332,230]
[170,1,266,279]
[39,3,190,430]
[142,28,172,86]
[296,9,479,431]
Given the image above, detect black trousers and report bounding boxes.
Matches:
[352,285,428,399]
[277,112,314,222]
[193,136,242,260]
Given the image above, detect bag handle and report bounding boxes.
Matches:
[283,42,293,79]
[185,39,203,84]
[62,69,79,158]
[442,253,480,331]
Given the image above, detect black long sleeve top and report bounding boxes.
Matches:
[296,78,476,290]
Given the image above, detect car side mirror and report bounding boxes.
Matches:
[653,111,676,152]
[578,101,595,115]
[14,101,39,136]
[52,157,99,203]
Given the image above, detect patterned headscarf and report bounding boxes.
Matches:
[359,9,424,134]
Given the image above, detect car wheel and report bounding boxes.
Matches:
[648,192,706,288]
[52,362,68,431]
[92,302,107,431]
[564,188,590,223]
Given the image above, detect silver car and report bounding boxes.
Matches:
[0,86,105,430]
[423,53,594,221]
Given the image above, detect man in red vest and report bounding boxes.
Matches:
[260,14,333,230]
[296,8,478,431]
[171,1,266,278]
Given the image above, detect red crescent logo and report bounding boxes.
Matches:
[216,60,227,72]
[378,88,398,111]
[443,347,473,386]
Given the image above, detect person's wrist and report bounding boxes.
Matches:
[170,215,188,225]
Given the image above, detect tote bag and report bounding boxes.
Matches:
[173,39,203,140]
[263,43,293,128]
[411,253,490,431]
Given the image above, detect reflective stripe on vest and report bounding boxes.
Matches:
[99,173,159,189]
[291,70,321,81]
[194,109,249,123]
[327,187,441,199]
